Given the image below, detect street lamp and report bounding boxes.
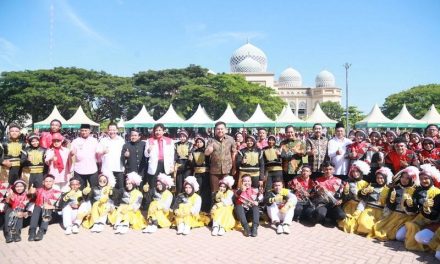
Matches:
[343,63,351,135]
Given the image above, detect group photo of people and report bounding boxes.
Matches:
[1,118,440,260]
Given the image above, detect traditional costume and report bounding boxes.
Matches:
[174,130,193,194]
[369,166,419,240]
[338,160,370,233]
[21,133,46,188]
[80,172,117,232]
[59,177,83,235]
[109,172,146,234]
[356,167,392,235]
[28,174,61,241]
[172,176,204,235]
[45,133,72,190]
[265,180,297,234]
[4,180,29,243]
[189,137,211,212]
[211,176,235,236]
[280,137,306,184]
[1,133,26,185]
[397,164,440,251]
[262,135,283,191]
[237,136,264,188]
[143,173,174,233]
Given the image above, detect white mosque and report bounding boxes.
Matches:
[228,42,342,118]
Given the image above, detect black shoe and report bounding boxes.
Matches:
[251,225,258,237]
[14,231,21,242]
[5,232,13,243]
[243,226,250,237]
[34,230,45,241]
[28,229,36,242]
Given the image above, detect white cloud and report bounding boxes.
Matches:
[0,37,19,67]
[197,31,265,47]
[59,0,112,46]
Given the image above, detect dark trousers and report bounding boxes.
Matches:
[294,202,314,221]
[8,166,21,185]
[176,161,191,194]
[144,161,165,210]
[265,170,283,192]
[4,208,24,234]
[29,173,44,189]
[234,204,259,230]
[75,172,98,189]
[335,174,348,182]
[29,206,51,232]
[195,172,211,213]
[113,171,125,191]
[304,204,345,224]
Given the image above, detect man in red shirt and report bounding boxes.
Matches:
[385,137,419,174]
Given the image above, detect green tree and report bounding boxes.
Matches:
[173,74,285,121]
[345,106,364,128]
[381,84,440,119]
[320,101,345,121]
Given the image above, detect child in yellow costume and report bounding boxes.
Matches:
[396,164,440,251]
[109,172,146,234]
[369,166,418,240]
[172,176,204,235]
[211,175,236,236]
[338,160,370,233]
[143,173,174,234]
[356,167,392,235]
[80,172,117,233]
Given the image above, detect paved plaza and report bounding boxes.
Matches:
[0,220,436,264]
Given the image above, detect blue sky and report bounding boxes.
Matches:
[1,0,439,114]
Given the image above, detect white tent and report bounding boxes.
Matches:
[275,105,305,127]
[389,104,426,128]
[421,105,440,125]
[34,106,68,129]
[304,103,337,127]
[356,104,393,128]
[215,104,244,128]
[155,104,186,127]
[244,104,275,127]
[185,104,214,127]
[65,106,99,128]
[124,105,155,128]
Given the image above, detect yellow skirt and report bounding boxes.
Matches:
[173,203,206,228]
[82,201,112,229]
[338,200,360,233]
[404,214,432,251]
[357,207,383,235]
[428,227,440,251]
[369,211,415,241]
[147,201,172,228]
[212,205,236,231]
[108,204,147,230]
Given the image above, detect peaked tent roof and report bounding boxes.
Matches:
[155,104,186,127]
[244,104,275,127]
[124,105,155,128]
[421,105,440,125]
[304,103,337,127]
[275,105,305,127]
[65,106,99,128]
[117,116,125,129]
[185,104,214,127]
[356,104,393,128]
[215,104,244,128]
[389,104,426,128]
[34,105,68,129]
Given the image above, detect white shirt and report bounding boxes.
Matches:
[327,136,352,175]
[98,135,125,172]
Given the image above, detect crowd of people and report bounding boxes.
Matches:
[1,119,440,260]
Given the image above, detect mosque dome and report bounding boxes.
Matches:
[230,43,267,73]
[315,70,335,88]
[278,67,302,88]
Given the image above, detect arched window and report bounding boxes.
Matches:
[298,101,307,116]
[289,102,296,113]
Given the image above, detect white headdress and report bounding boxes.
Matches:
[126,172,142,186]
[219,176,235,189]
[184,176,199,192]
[157,173,174,189]
[101,169,116,188]
[375,167,393,185]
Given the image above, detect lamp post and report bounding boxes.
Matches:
[343,63,351,135]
